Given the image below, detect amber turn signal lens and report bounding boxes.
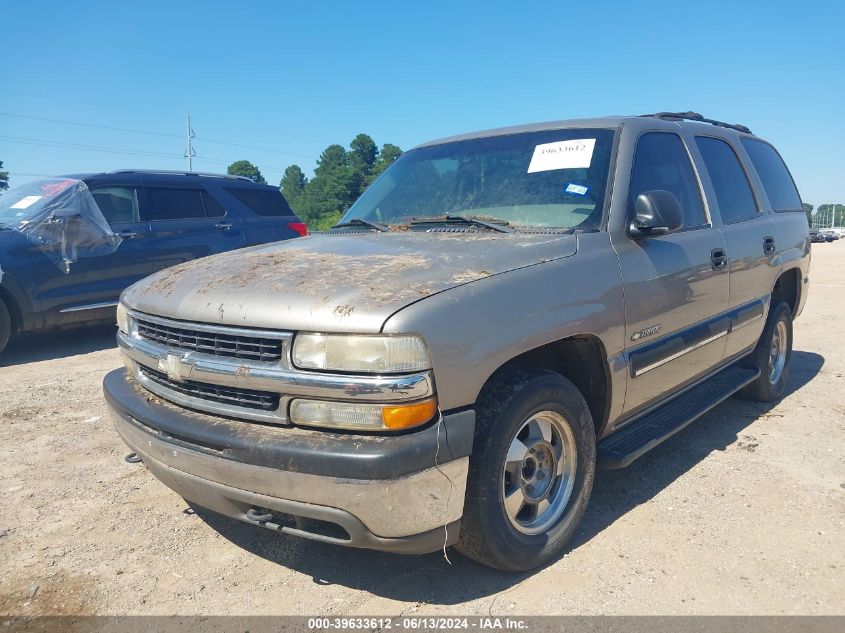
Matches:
[381,399,438,429]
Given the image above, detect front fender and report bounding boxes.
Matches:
[0,231,40,331]
[0,269,39,332]
[382,233,626,413]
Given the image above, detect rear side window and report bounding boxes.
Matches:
[202,191,226,217]
[225,187,293,217]
[695,137,758,224]
[629,132,707,228]
[741,139,802,212]
[145,188,206,221]
[90,186,141,224]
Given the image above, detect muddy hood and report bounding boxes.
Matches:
[122,231,578,333]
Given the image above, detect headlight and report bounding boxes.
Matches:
[116,303,130,334]
[290,398,437,431]
[292,333,431,373]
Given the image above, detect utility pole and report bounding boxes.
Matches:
[184,115,196,172]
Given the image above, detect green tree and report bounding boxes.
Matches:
[297,144,356,228]
[279,136,403,230]
[226,160,266,184]
[816,203,845,228]
[370,143,403,183]
[315,144,349,173]
[349,134,378,173]
[349,133,378,197]
[280,165,307,212]
[0,161,8,192]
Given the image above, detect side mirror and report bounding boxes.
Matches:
[630,190,683,238]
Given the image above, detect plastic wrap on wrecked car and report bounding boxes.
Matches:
[0,178,122,273]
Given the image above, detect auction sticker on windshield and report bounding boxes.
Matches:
[527,138,595,173]
[565,183,590,196]
[10,195,43,210]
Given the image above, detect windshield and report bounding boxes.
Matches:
[0,178,83,228]
[341,128,616,230]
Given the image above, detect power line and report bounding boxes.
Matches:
[0,111,182,139]
[195,136,315,159]
[0,88,178,120]
[0,110,316,159]
[0,134,290,174]
[0,88,333,147]
[0,135,184,159]
[193,157,288,173]
[7,171,55,178]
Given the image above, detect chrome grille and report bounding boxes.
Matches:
[135,317,283,362]
[140,367,280,412]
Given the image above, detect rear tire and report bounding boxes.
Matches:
[0,299,11,355]
[456,367,595,571]
[739,301,793,402]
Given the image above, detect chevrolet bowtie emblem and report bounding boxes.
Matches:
[159,353,190,382]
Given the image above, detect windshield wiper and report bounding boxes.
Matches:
[332,218,389,232]
[412,215,514,233]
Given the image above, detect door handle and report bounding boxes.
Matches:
[117,230,139,239]
[214,222,235,230]
[763,236,776,255]
[710,248,728,271]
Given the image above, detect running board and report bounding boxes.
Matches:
[598,364,760,469]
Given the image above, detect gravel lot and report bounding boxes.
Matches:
[1,244,843,617]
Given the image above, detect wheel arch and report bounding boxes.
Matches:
[0,285,23,333]
[0,272,39,334]
[477,334,611,439]
[772,266,801,317]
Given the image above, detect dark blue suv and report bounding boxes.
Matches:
[0,170,306,354]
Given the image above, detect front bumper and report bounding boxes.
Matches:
[104,369,473,554]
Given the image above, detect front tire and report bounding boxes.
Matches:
[456,367,596,571]
[740,300,793,402]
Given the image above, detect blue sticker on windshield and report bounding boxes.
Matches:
[565,183,589,196]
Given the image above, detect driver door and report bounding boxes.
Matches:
[31,183,153,327]
[613,131,730,417]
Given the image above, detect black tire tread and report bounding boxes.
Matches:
[738,301,792,402]
[456,366,595,571]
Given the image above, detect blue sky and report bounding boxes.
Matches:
[2,0,843,206]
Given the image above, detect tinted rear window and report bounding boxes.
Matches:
[225,187,293,217]
[202,191,227,217]
[741,139,802,212]
[695,137,758,224]
[145,188,206,221]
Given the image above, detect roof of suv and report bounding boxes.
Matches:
[414,111,755,149]
[62,170,278,190]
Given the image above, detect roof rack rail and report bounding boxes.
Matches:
[107,169,253,181]
[639,111,753,135]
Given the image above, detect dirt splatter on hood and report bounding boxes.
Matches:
[122,231,577,332]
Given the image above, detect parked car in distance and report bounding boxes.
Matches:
[0,170,306,354]
[820,230,839,242]
[105,112,810,571]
